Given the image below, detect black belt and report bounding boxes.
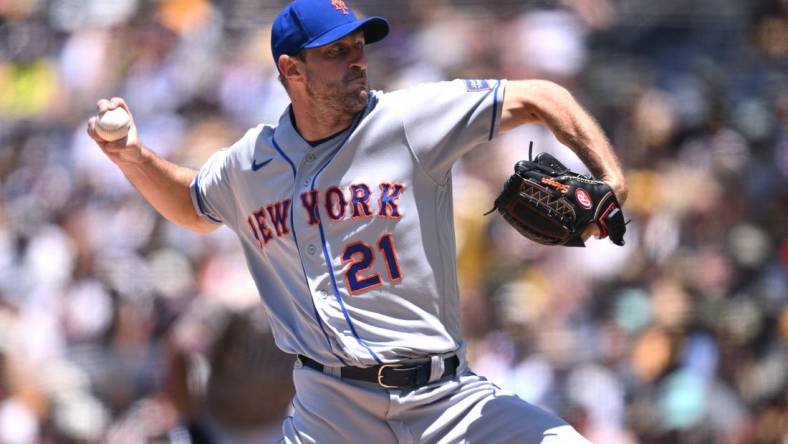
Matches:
[298,354,460,389]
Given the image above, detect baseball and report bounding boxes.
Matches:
[95,107,131,142]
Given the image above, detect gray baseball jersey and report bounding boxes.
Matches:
[190,79,505,368]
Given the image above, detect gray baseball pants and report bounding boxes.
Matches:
[281,357,591,444]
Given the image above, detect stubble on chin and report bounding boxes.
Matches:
[306,75,368,118]
[331,75,368,115]
[345,87,369,113]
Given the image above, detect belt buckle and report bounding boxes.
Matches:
[377,363,402,389]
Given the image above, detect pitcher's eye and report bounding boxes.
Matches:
[327,46,347,57]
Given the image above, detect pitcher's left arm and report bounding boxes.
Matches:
[500,80,627,204]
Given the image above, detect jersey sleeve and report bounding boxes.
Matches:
[190,148,235,227]
[189,127,259,229]
[396,79,506,181]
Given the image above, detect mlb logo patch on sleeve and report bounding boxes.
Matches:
[465,79,491,91]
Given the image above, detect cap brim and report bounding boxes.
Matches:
[303,16,389,49]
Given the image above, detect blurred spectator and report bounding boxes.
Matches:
[165,302,295,444]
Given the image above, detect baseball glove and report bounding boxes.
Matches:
[487,143,627,247]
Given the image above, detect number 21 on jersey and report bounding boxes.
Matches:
[341,233,402,294]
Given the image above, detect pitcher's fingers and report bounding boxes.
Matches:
[109,97,131,114]
[581,224,601,241]
[97,98,111,112]
[86,117,105,143]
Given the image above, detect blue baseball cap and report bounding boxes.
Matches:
[271,0,389,69]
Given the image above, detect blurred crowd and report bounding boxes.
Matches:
[0,0,786,443]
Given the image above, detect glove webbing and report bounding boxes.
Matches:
[497,175,577,245]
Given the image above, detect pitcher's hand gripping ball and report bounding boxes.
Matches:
[94,107,131,142]
[488,142,627,247]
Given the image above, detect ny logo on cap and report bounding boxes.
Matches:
[331,0,349,15]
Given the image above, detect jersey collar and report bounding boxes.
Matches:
[274,93,379,153]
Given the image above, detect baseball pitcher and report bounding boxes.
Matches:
[87,1,627,442]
